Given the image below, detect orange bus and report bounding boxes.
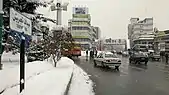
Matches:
[61,42,81,57]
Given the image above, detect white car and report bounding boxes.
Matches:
[93,52,121,70]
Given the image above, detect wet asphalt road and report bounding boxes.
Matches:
[72,56,169,95]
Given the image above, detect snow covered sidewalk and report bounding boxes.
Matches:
[0,57,74,95]
[0,56,95,95]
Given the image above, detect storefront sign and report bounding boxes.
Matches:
[10,8,32,35]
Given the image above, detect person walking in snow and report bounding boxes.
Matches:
[165,53,168,64]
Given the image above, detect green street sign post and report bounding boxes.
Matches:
[0,0,3,70]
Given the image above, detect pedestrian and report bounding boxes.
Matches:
[165,53,168,64]
[86,50,88,61]
[86,50,89,56]
[95,50,98,57]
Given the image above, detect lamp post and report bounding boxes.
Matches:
[50,0,69,61]
[0,0,3,70]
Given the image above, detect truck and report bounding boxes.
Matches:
[129,44,149,65]
[61,42,81,58]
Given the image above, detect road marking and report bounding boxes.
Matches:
[120,70,128,75]
[129,65,147,71]
[159,69,169,75]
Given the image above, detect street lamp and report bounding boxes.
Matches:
[50,0,69,25]
[50,0,69,61]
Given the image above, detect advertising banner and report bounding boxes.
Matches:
[10,8,32,35]
[73,7,88,14]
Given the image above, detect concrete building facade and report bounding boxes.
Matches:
[128,18,154,49]
[154,30,169,53]
[69,7,96,50]
[94,27,101,39]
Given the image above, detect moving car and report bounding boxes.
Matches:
[93,52,121,70]
[129,49,149,65]
[149,52,160,61]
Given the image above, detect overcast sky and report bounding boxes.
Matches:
[37,0,169,39]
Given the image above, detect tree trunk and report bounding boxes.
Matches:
[52,54,57,67]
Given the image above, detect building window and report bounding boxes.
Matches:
[142,41,146,44]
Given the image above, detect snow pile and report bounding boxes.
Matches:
[0,61,54,94]
[1,57,74,95]
[68,65,95,95]
[2,52,27,69]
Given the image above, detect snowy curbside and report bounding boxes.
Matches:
[68,64,95,95]
[64,69,74,95]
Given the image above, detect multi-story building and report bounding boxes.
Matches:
[94,27,101,39]
[128,18,154,50]
[154,29,169,53]
[69,7,96,50]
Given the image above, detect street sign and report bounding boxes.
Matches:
[10,8,32,35]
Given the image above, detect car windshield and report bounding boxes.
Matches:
[105,54,117,58]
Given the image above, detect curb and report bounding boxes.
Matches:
[64,71,73,95]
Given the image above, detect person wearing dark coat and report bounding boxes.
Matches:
[95,50,98,57]
[165,53,168,64]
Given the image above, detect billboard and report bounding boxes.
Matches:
[73,7,88,14]
[10,8,32,35]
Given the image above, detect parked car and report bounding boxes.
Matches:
[93,52,121,70]
[27,45,48,62]
[27,51,44,62]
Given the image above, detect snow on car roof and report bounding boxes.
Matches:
[105,52,114,55]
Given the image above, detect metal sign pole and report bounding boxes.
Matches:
[0,0,3,70]
[20,36,25,93]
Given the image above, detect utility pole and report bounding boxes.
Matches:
[0,0,3,70]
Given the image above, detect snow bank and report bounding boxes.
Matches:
[2,52,27,69]
[0,60,54,94]
[68,65,95,95]
[1,57,74,95]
